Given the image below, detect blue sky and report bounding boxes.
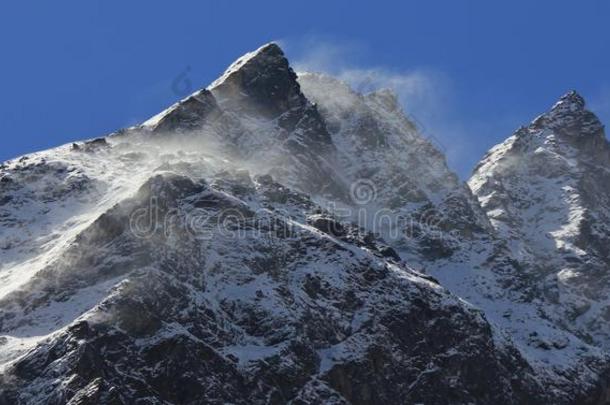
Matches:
[1,1,608,177]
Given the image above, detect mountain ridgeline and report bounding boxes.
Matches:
[0,43,609,404]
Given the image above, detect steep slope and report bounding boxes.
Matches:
[297,73,491,257]
[469,91,610,346]
[0,43,554,404]
[0,139,155,367]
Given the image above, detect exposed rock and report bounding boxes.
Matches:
[308,214,345,237]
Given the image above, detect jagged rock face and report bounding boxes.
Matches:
[469,91,610,345]
[151,90,222,133]
[296,73,491,257]
[0,171,547,404]
[1,43,610,405]
[209,43,308,118]
[208,44,336,159]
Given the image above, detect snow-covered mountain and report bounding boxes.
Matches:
[0,43,608,404]
[469,90,610,356]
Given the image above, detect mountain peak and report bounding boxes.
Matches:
[209,43,285,90]
[528,90,604,140]
[550,89,586,113]
[253,42,284,57]
[208,42,307,118]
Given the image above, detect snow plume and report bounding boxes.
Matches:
[284,37,472,176]
[289,38,446,121]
